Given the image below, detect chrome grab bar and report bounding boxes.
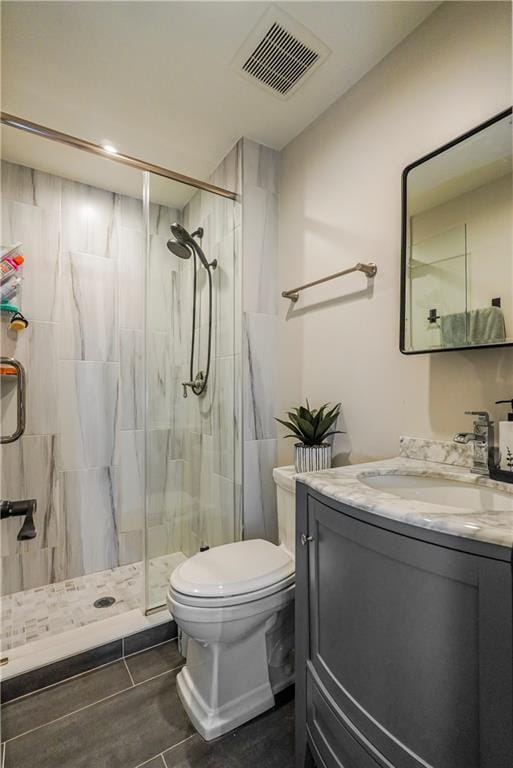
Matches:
[0,357,26,444]
[282,262,377,303]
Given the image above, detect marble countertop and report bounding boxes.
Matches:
[274,457,513,549]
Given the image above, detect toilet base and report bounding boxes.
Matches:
[176,665,274,741]
[175,625,276,741]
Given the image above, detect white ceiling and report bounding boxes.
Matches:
[1,1,440,205]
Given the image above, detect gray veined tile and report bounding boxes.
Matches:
[119,226,145,331]
[1,161,62,210]
[1,320,59,435]
[62,467,119,578]
[118,529,143,566]
[182,190,200,236]
[148,233,173,333]
[214,229,236,358]
[234,353,242,485]
[58,361,119,471]
[243,313,277,441]
[150,202,181,236]
[212,355,235,480]
[197,433,213,525]
[209,141,241,194]
[243,439,279,544]
[243,138,280,193]
[1,200,61,322]
[148,331,172,427]
[212,193,238,243]
[170,268,185,366]
[243,186,279,315]
[120,329,144,430]
[200,473,236,549]
[62,178,120,259]
[119,429,144,533]
[0,546,60,596]
[0,434,60,557]
[60,250,119,362]
[117,193,144,230]
[147,430,184,528]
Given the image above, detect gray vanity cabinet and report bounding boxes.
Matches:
[295,482,513,768]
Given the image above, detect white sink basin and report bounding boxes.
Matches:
[360,474,513,511]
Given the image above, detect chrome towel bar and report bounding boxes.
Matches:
[0,357,26,444]
[282,262,377,303]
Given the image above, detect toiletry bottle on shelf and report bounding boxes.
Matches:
[495,399,513,473]
[0,254,24,284]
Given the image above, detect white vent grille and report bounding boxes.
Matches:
[232,7,330,100]
[242,22,319,96]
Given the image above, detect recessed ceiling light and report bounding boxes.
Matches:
[102,142,118,154]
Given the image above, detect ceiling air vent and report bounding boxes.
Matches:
[233,7,330,100]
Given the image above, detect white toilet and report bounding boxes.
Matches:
[167,466,297,741]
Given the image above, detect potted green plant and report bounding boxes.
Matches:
[276,401,343,472]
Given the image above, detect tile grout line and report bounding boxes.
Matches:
[2,655,125,705]
[132,750,168,768]
[159,734,196,764]
[123,657,136,687]
[4,634,178,705]
[4,663,186,744]
[124,636,178,660]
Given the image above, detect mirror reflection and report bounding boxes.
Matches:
[402,110,512,352]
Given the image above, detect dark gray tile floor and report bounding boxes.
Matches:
[125,640,183,685]
[163,699,295,768]
[1,640,295,768]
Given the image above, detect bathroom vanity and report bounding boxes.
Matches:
[295,443,513,768]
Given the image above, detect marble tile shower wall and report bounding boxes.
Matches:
[241,139,280,544]
[164,145,243,557]
[0,160,179,595]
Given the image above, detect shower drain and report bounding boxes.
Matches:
[94,596,116,609]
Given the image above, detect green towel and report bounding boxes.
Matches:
[440,306,506,346]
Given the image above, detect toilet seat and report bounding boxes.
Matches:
[170,539,295,608]
[170,573,295,609]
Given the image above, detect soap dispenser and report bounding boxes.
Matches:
[495,399,513,474]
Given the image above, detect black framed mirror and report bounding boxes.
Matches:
[400,108,512,354]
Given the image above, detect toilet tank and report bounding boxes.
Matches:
[273,466,297,560]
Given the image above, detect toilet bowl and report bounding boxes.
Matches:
[167,466,297,741]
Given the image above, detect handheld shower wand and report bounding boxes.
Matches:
[167,224,216,397]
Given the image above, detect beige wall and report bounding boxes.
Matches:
[278,1,513,466]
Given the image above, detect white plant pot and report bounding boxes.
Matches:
[294,443,332,473]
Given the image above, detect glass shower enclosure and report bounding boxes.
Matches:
[144,172,242,610]
[0,117,241,670]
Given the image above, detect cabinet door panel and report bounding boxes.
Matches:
[306,667,386,768]
[307,496,512,768]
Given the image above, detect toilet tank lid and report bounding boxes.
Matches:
[170,539,294,598]
[273,466,298,494]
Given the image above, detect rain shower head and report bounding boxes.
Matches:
[168,223,211,270]
[167,239,191,260]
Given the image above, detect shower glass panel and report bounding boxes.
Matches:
[406,223,468,350]
[144,171,241,611]
[0,124,148,657]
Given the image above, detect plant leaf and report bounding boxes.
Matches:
[275,418,304,439]
[320,430,345,440]
[295,416,316,440]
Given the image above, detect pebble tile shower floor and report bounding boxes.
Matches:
[1,555,184,652]
[0,639,294,768]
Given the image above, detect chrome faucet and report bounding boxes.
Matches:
[454,411,495,475]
